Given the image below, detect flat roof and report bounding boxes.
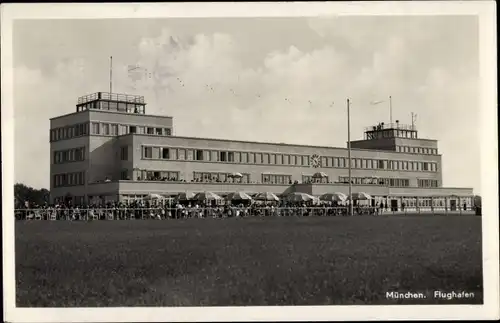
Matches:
[351,137,438,143]
[119,133,442,156]
[49,109,174,121]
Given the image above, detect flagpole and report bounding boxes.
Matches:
[347,98,353,216]
[109,56,113,94]
[389,95,393,125]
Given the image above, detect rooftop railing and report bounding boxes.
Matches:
[365,123,416,132]
[77,92,145,105]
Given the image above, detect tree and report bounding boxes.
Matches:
[14,183,50,208]
[473,195,482,208]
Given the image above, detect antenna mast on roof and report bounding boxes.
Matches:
[411,112,417,129]
[389,95,393,124]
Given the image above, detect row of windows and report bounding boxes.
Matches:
[301,175,329,184]
[142,146,439,173]
[402,198,443,207]
[262,174,292,184]
[368,129,417,139]
[50,123,89,142]
[53,172,85,188]
[53,147,85,164]
[399,197,471,207]
[193,172,251,183]
[50,122,172,142]
[397,146,438,155]
[127,169,420,188]
[78,101,144,114]
[136,170,180,181]
[418,179,439,188]
[338,176,411,187]
[91,122,172,137]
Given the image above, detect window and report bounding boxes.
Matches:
[120,125,128,135]
[186,149,193,160]
[290,155,296,165]
[303,155,309,166]
[277,154,283,165]
[219,151,227,162]
[111,124,118,136]
[129,126,137,134]
[121,146,129,161]
[195,149,203,161]
[143,146,152,159]
[100,101,109,110]
[270,154,276,165]
[165,128,172,136]
[423,162,429,171]
[155,128,162,135]
[256,153,262,164]
[76,147,84,161]
[92,122,100,135]
[103,123,110,135]
[228,152,234,162]
[377,160,384,169]
[147,127,154,135]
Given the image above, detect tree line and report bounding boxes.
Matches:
[14,183,50,208]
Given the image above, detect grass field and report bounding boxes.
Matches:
[15,215,483,306]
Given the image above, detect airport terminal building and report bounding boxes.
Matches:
[49,92,474,210]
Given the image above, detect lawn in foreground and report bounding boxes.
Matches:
[15,215,483,306]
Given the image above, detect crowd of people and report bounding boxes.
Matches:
[15,199,381,221]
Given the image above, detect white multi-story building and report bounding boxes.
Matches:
[49,92,474,210]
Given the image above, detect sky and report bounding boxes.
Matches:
[12,16,480,192]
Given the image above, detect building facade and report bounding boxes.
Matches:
[49,92,474,210]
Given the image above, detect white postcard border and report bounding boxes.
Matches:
[1,1,498,322]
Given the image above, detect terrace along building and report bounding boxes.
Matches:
[50,92,474,210]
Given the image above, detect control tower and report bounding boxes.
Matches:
[76,92,146,114]
[350,120,438,154]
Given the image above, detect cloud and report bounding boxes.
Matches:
[13,18,479,192]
